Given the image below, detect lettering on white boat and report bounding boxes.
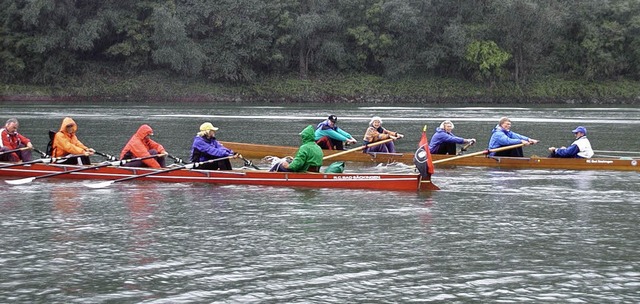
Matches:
[586,159,614,164]
[333,175,382,180]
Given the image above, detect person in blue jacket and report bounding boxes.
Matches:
[488,117,539,157]
[429,120,475,155]
[314,115,357,150]
[548,126,594,158]
[190,122,237,170]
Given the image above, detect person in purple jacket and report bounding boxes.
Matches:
[428,120,475,155]
[190,122,237,170]
[488,117,539,157]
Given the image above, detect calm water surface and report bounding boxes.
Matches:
[0,102,639,303]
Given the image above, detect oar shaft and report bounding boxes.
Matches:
[432,143,526,164]
[31,154,162,181]
[0,153,85,169]
[323,138,394,160]
[0,146,30,156]
[106,155,233,185]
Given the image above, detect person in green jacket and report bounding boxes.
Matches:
[270,125,324,172]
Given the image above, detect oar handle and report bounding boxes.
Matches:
[323,138,395,160]
[168,154,185,164]
[32,148,48,158]
[94,151,118,161]
[237,155,261,170]
[458,139,476,155]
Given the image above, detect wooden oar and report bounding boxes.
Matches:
[5,154,164,185]
[84,155,235,189]
[323,138,395,160]
[432,143,526,165]
[0,146,31,156]
[0,154,85,169]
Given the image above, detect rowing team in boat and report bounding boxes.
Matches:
[0,117,243,171]
[314,115,593,159]
[0,115,594,172]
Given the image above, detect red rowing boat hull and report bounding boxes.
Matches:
[0,163,438,192]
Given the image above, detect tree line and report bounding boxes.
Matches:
[1,0,639,86]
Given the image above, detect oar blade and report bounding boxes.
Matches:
[84,180,116,189]
[5,177,36,185]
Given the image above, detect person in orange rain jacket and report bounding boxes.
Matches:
[120,124,167,168]
[52,117,95,165]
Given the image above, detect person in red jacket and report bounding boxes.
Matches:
[0,118,33,162]
[120,124,167,168]
[52,117,95,165]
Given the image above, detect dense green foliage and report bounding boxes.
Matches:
[1,0,639,91]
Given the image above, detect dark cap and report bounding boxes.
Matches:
[328,115,338,123]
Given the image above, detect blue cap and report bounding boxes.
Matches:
[572,126,587,135]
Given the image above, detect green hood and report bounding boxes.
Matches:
[300,125,315,143]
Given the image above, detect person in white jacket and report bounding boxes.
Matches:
[548,126,594,158]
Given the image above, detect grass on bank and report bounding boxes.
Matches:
[1,72,639,103]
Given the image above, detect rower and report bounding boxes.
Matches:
[190,122,238,170]
[0,118,33,162]
[271,125,323,172]
[488,117,538,157]
[51,117,95,165]
[314,115,357,150]
[362,116,403,153]
[548,126,593,158]
[429,120,475,155]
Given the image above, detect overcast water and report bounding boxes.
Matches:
[0,101,639,303]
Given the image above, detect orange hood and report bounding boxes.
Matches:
[58,117,78,134]
[134,124,154,139]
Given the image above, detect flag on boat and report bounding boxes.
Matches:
[414,125,435,178]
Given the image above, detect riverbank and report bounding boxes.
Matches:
[2,73,639,104]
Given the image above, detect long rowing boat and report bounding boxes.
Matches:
[221,141,640,172]
[0,162,439,192]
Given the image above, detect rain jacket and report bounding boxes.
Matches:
[289,125,323,172]
[554,136,594,158]
[0,128,30,150]
[314,120,353,142]
[190,135,233,163]
[487,125,529,156]
[429,127,465,154]
[52,117,89,157]
[120,124,166,168]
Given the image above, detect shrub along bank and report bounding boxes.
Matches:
[1,73,639,104]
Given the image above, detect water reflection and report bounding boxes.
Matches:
[52,187,82,216]
[123,184,160,266]
[49,187,85,298]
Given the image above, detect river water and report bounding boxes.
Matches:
[0,102,639,303]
